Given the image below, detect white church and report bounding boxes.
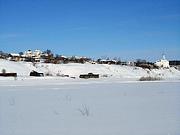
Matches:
[154,55,170,68]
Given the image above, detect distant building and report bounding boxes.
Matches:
[98,59,117,65]
[34,50,42,57]
[8,53,21,61]
[24,50,33,58]
[154,55,170,68]
[33,50,42,62]
[127,61,135,66]
[23,49,43,62]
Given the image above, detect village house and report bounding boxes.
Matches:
[33,50,42,62]
[97,59,120,65]
[24,50,33,57]
[126,61,135,66]
[22,49,43,62]
[8,53,21,61]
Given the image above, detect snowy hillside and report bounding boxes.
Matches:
[0,59,180,79]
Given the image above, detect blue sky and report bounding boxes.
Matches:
[0,0,180,61]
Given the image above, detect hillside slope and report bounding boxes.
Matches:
[0,59,180,79]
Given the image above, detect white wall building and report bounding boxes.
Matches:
[24,50,33,57]
[24,50,42,58]
[33,50,42,58]
[23,50,43,62]
[155,55,170,68]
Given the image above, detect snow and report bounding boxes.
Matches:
[0,59,180,80]
[10,53,20,57]
[0,79,180,135]
[0,59,180,134]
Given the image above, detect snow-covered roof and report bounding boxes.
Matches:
[60,55,68,58]
[100,59,107,62]
[111,60,117,62]
[10,53,20,57]
[100,59,117,62]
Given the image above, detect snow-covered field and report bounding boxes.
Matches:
[0,59,180,135]
[0,79,180,135]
